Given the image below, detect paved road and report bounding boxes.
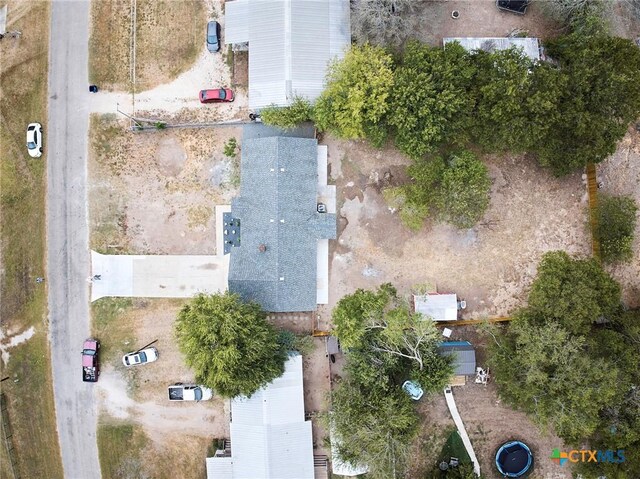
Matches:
[47,1,100,478]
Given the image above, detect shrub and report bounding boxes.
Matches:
[259,96,314,129]
[596,195,638,262]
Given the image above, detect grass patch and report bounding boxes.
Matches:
[89,0,206,92]
[97,420,148,479]
[92,298,136,362]
[0,1,63,477]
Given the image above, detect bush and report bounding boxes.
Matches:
[596,195,638,262]
[259,96,314,129]
[223,137,238,158]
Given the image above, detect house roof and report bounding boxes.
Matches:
[225,0,351,109]
[443,37,540,61]
[414,293,458,321]
[227,136,336,312]
[438,341,476,376]
[206,354,314,479]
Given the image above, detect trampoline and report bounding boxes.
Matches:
[495,441,533,478]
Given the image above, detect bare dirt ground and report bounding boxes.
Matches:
[598,127,640,307]
[89,115,240,254]
[95,299,227,477]
[413,0,563,47]
[323,136,590,320]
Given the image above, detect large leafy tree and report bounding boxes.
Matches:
[389,41,476,159]
[490,314,618,442]
[526,251,621,334]
[470,48,535,152]
[488,252,640,469]
[174,292,286,398]
[329,284,452,478]
[314,45,394,143]
[536,34,640,174]
[330,377,417,479]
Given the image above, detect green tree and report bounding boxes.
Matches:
[332,283,397,350]
[314,45,394,143]
[329,377,417,479]
[389,41,476,159]
[396,151,491,229]
[527,251,621,334]
[489,315,619,442]
[470,48,535,152]
[596,195,638,263]
[536,34,640,174]
[174,292,286,398]
[259,96,314,129]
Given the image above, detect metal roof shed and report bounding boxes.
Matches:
[225,0,351,110]
[414,293,458,322]
[443,37,541,61]
[439,341,477,376]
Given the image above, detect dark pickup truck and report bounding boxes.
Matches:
[82,338,100,382]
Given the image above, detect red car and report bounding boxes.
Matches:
[199,88,235,103]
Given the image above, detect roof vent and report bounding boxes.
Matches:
[258,244,267,253]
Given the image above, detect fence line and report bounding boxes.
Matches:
[1,393,20,479]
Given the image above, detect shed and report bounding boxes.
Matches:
[225,0,351,110]
[443,37,541,61]
[413,293,458,322]
[438,341,476,376]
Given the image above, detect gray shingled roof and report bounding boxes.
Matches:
[228,136,336,312]
[438,342,477,376]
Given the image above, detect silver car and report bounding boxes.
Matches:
[26,123,43,158]
[207,21,220,53]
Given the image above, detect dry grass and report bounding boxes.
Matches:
[89,0,206,92]
[0,1,63,477]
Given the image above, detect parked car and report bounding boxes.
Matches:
[168,383,213,401]
[206,21,221,53]
[402,380,424,400]
[199,88,235,103]
[122,347,158,367]
[26,122,43,158]
[82,338,100,382]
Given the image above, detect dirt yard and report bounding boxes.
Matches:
[598,127,640,307]
[93,299,225,478]
[414,382,569,479]
[89,115,241,254]
[322,136,590,322]
[413,0,563,47]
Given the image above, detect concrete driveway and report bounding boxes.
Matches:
[90,252,229,301]
[47,1,100,478]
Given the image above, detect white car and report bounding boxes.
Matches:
[26,122,43,158]
[122,347,159,367]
